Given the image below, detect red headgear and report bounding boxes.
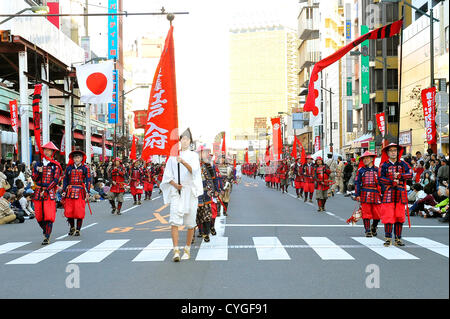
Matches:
[42,141,59,151]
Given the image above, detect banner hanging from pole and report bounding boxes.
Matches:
[142,26,179,160]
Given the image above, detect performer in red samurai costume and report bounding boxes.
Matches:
[108,157,126,215]
[354,151,381,237]
[129,159,144,205]
[32,142,63,245]
[378,143,413,247]
[314,156,332,212]
[293,157,304,199]
[302,155,315,203]
[143,161,155,200]
[62,150,91,237]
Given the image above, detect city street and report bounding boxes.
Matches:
[0,175,448,299]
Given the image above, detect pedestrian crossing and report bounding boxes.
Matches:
[0,236,448,265]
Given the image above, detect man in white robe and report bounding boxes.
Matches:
[160,128,203,262]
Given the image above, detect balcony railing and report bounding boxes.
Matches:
[298,6,320,40]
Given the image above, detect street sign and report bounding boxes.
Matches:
[369,141,375,152]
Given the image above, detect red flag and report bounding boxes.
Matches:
[421,87,437,145]
[304,19,403,115]
[264,144,270,165]
[221,132,226,155]
[142,26,179,161]
[244,149,249,164]
[271,117,282,160]
[291,136,298,159]
[130,135,137,160]
[299,141,306,165]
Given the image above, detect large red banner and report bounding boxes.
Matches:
[271,117,282,160]
[375,112,386,137]
[142,26,179,160]
[421,87,437,145]
[304,19,403,115]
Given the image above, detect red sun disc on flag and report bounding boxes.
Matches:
[86,72,108,95]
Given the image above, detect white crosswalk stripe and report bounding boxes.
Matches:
[302,237,354,260]
[0,242,31,255]
[352,237,419,260]
[6,241,80,265]
[403,237,449,258]
[1,236,448,264]
[132,239,173,262]
[68,239,129,263]
[253,237,290,260]
[196,237,229,261]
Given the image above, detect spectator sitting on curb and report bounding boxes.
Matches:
[16,190,35,220]
[0,192,17,225]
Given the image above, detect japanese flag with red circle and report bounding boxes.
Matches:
[76,60,114,104]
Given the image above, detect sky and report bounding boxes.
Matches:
[121,0,299,145]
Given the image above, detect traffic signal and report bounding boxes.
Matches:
[0,30,11,42]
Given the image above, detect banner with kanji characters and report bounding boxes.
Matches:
[271,117,282,160]
[142,26,179,160]
[421,87,437,145]
[375,112,386,137]
[9,100,19,154]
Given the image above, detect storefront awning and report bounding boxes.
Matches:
[350,133,373,148]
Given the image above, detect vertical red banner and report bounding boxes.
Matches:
[271,117,282,160]
[9,100,19,153]
[375,112,386,137]
[314,136,321,153]
[142,26,179,160]
[421,87,437,145]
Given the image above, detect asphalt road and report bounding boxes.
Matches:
[0,176,448,299]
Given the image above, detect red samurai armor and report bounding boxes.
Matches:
[129,165,144,196]
[63,151,91,220]
[32,159,62,223]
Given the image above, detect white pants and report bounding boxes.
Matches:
[168,192,198,229]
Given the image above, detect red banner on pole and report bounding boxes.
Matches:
[221,132,226,155]
[9,100,19,153]
[375,112,386,137]
[130,135,137,160]
[421,87,437,145]
[142,26,179,160]
[133,110,147,129]
[304,19,403,115]
[314,136,321,153]
[271,117,282,160]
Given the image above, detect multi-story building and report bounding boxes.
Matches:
[399,0,449,155]
[229,22,299,161]
[0,0,116,163]
[297,0,344,155]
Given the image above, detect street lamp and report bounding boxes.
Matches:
[0,6,49,25]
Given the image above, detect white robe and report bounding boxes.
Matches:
[160,150,203,215]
